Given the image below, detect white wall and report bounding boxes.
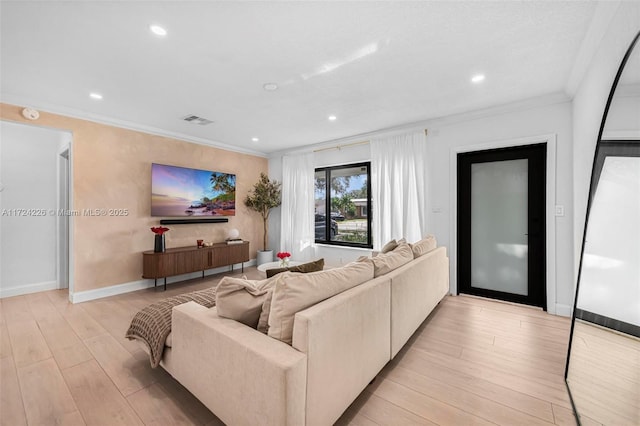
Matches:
[427,100,574,312]
[0,120,70,297]
[269,97,575,312]
[572,2,640,280]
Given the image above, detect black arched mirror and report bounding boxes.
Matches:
[565,31,640,425]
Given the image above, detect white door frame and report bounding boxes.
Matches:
[57,145,70,290]
[449,133,558,314]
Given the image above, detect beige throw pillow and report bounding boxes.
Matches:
[267,261,374,344]
[257,295,272,334]
[380,239,398,253]
[412,234,437,258]
[215,276,278,328]
[371,243,414,277]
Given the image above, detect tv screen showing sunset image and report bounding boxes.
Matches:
[151,163,236,217]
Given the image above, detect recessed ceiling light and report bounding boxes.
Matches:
[328,115,337,121]
[263,83,278,91]
[89,92,103,100]
[471,74,485,83]
[251,137,259,142]
[150,25,167,36]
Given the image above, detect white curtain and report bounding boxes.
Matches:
[280,152,315,261]
[371,131,429,249]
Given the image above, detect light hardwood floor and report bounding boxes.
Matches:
[566,320,639,426]
[1,269,581,425]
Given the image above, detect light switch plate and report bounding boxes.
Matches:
[555,205,565,216]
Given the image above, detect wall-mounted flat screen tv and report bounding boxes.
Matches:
[151,163,236,217]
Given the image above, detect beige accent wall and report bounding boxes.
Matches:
[1,103,268,293]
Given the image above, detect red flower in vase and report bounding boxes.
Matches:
[276,251,291,260]
[151,227,170,235]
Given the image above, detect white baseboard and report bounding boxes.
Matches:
[71,259,256,303]
[554,304,572,317]
[0,280,58,298]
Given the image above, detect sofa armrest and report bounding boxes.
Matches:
[292,277,391,426]
[171,302,306,426]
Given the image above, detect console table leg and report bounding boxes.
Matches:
[164,277,167,291]
[154,278,157,288]
[242,262,244,273]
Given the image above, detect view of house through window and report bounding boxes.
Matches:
[314,162,372,248]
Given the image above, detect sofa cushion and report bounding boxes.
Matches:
[371,243,414,277]
[411,234,437,258]
[267,261,374,344]
[215,276,278,328]
[265,258,325,278]
[380,239,398,253]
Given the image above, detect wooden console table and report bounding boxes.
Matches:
[142,241,250,290]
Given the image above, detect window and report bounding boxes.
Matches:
[314,162,372,248]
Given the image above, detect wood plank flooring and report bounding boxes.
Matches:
[1,269,580,425]
[565,320,639,426]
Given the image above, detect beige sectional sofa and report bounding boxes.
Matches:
[159,244,449,425]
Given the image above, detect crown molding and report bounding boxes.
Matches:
[0,93,268,158]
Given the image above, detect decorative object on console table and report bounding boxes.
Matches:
[277,251,291,267]
[151,226,170,252]
[226,228,244,244]
[244,173,282,265]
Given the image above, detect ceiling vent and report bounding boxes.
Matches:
[182,114,214,125]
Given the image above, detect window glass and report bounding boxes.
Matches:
[314,163,371,248]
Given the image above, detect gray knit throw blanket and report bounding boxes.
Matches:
[125,287,217,367]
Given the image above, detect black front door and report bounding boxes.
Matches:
[457,143,547,309]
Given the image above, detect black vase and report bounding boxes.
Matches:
[154,234,165,252]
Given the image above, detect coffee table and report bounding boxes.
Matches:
[257,261,303,273]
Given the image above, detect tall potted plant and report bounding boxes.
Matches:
[244,172,282,265]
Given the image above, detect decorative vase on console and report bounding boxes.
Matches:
[277,251,291,268]
[151,226,170,253]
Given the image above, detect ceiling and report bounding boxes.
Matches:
[1,1,603,155]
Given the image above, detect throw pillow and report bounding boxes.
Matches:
[215,275,278,328]
[257,294,272,334]
[265,258,325,278]
[258,258,325,333]
[380,239,398,253]
[411,234,437,258]
[371,243,414,277]
[267,261,374,344]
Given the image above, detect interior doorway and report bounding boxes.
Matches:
[457,143,547,309]
[0,120,72,298]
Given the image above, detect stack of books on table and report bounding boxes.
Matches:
[226,239,244,245]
